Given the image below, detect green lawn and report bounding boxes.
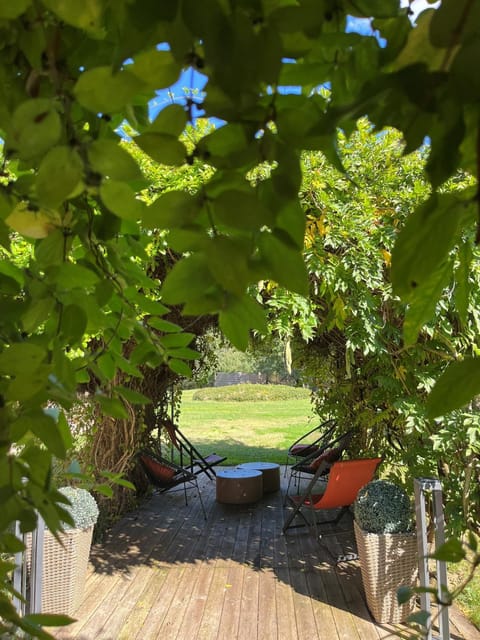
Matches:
[178,388,316,466]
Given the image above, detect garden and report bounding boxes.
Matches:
[0,1,480,638]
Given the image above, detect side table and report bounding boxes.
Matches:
[237,462,281,493]
[216,468,263,504]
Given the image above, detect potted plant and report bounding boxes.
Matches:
[30,486,99,615]
[353,479,418,624]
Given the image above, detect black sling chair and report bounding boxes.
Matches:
[138,449,207,519]
[161,418,227,479]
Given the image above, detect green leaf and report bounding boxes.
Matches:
[259,233,309,296]
[429,538,466,563]
[22,298,56,333]
[1,533,24,553]
[8,99,61,160]
[96,394,128,419]
[142,191,200,229]
[161,254,216,305]
[391,194,467,301]
[57,410,73,453]
[429,0,480,48]
[0,260,24,285]
[115,386,151,405]
[279,62,332,87]
[88,139,142,181]
[0,343,46,375]
[396,585,413,605]
[275,199,306,250]
[94,484,114,498]
[403,261,453,346]
[450,39,480,102]
[24,613,75,628]
[100,180,145,221]
[159,332,195,348]
[5,203,57,239]
[198,124,252,165]
[407,610,431,627]
[74,67,145,114]
[130,49,182,90]
[206,235,251,295]
[134,133,186,165]
[0,0,31,19]
[427,358,480,417]
[168,358,192,377]
[212,190,275,231]
[35,229,66,267]
[164,346,199,360]
[219,295,267,350]
[393,9,445,71]
[29,412,69,459]
[55,263,100,289]
[167,227,209,252]
[455,241,472,325]
[147,318,183,333]
[59,304,88,345]
[345,0,398,18]
[97,352,116,379]
[100,471,135,490]
[42,0,103,33]
[7,365,51,401]
[148,104,187,136]
[36,146,84,209]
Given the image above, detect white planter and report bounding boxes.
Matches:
[354,521,418,623]
[27,526,93,615]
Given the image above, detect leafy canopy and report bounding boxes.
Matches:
[1,0,480,635]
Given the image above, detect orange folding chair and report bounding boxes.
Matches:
[283,457,382,539]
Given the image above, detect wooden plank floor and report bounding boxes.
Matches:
[52,468,478,640]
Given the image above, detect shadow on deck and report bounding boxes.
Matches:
[52,467,478,640]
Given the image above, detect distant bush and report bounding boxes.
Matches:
[191,384,310,402]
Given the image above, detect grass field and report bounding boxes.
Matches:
[178,387,316,466]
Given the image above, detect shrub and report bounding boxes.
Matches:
[192,384,310,402]
[59,487,99,530]
[354,479,412,534]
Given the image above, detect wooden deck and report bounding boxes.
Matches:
[53,468,479,640]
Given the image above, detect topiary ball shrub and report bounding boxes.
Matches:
[354,479,412,534]
[59,487,99,530]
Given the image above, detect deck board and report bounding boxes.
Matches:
[50,467,478,640]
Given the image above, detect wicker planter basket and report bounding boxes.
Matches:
[27,526,93,615]
[354,521,418,624]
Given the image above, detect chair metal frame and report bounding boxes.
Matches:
[138,449,207,519]
[161,419,227,479]
[283,457,382,539]
[284,419,337,474]
[285,428,354,497]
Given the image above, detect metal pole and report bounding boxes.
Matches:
[12,522,25,616]
[414,478,450,640]
[29,515,45,613]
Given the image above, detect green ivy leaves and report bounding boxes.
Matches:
[74,67,145,114]
[7,99,61,161]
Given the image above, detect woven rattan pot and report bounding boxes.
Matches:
[27,526,93,615]
[354,521,418,623]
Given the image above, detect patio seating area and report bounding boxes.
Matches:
[51,468,478,640]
